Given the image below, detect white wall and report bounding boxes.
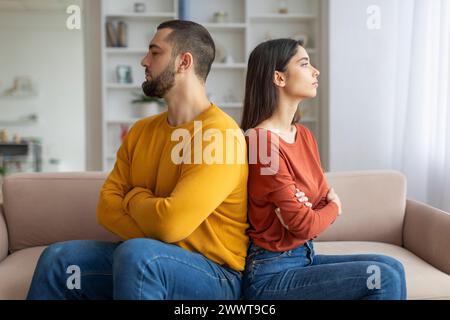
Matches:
[328,0,400,171]
[0,9,85,172]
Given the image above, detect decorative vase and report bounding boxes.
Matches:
[278,0,288,14]
[213,11,228,23]
[134,2,146,13]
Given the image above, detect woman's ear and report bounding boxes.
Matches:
[177,52,193,73]
[273,71,286,87]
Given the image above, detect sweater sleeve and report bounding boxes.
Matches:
[249,131,338,239]
[96,124,146,240]
[302,125,335,214]
[121,131,247,243]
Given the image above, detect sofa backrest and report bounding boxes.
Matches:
[2,172,119,253]
[2,170,407,253]
[317,170,406,246]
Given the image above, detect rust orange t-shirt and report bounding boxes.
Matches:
[246,123,339,252]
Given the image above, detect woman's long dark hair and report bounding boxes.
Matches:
[241,38,303,132]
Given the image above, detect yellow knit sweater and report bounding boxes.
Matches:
[97,103,249,271]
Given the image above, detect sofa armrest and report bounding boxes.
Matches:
[0,204,8,263]
[403,199,450,275]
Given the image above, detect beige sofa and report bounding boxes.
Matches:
[0,170,449,300]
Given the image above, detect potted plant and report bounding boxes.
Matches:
[131,92,165,118]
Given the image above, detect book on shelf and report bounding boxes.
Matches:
[106,20,117,47]
[106,20,128,48]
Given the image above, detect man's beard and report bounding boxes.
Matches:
[142,60,176,98]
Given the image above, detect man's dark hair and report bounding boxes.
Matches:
[157,20,215,82]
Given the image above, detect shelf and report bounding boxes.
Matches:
[105,48,147,54]
[106,83,142,89]
[0,143,29,156]
[203,23,247,30]
[212,63,246,69]
[105,12,176,20]
[0,114,38,126]
[107,119,140,125]
[249,14,317,21]
[101,0,322,171]
[0,93,38,99]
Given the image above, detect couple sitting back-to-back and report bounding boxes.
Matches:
[27,20,406,300]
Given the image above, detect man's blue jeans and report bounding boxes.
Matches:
[26,238,242,300]
[242,239,407,300]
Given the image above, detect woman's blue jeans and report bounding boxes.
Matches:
[26,238,242,300]
[242,239,407,300]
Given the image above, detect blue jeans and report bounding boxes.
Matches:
[243,240,407,300]
[26,238,242,300]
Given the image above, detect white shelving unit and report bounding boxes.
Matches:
[101,0,178,171]
[101,0,323,171]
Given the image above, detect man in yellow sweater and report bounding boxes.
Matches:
[26,20,249,300]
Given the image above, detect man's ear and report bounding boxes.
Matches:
[177,52,193,73]
[273,70,286,87]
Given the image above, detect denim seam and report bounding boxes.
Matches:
[249,252,290,264]
[246,253,295,280]
[247,260,262,280]
[137,255,231,299]
[251,275,376,294]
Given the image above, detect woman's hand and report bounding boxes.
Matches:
[275,187,342,220]
[295,188,313,207]
[326,187,342,215]
[275,188,312,218]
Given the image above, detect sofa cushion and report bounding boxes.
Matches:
[2,172,120,253]
[2,170,407,251]
[0,205,8,262]
[0,246,46,300]
[0,241,449,300]
[314,241,450,300]
[318,170,407,246]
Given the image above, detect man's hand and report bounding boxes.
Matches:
[326,187,342,215]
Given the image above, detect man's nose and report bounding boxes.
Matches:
[141,53,149,67]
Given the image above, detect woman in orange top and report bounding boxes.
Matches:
[240,38,406,300]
